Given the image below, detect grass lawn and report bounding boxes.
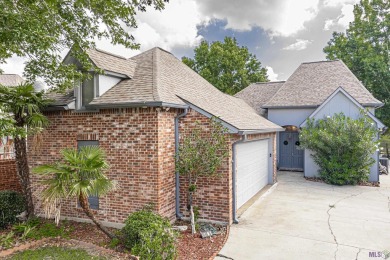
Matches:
[7,246,107,260]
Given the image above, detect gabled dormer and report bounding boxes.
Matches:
[63,49,136,110]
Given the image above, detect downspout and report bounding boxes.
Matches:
[175,107,188,219]
[232,134,247,224]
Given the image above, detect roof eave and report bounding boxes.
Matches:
[362,102,384,108]
[103,70,129,79]
[262,105,319,109]
[238,128,285,135]
[87,101,189,109]
[44,105,71,111]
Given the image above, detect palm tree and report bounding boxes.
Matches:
[0,83,50,218]
[33,146,117,239]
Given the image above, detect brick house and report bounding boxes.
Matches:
[0,74,24,192]
[29,47,283,226]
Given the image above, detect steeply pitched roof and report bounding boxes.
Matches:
[0,74,25,86]
[234,82,285,115]
[86,49,136,78]
[263,60,382,108]
[88,47,282,132]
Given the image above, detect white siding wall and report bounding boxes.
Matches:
[98,75,121,96]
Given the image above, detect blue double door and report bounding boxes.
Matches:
[279,132,304,171]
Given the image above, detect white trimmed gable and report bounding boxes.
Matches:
[300,87,385,129]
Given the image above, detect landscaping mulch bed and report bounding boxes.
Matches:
[1,219,229,260]
[304,176,380,187]
[175,222,228,260]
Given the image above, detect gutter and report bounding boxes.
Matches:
[231,135,247,224]
[238,128,284,135]
[174,107,189,219]
[87,101,188,110]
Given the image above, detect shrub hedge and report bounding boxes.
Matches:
[0,190,25,229]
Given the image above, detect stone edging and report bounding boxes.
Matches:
[209,225,230,260]
[0,237,51,257]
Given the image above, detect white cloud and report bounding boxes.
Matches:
[197,0,320,37]
[337,4,355,28]
[323,19,335,30]
[97,0,205,57]
[0,56,26,76]
[266,66,279,81]
[322,4,355,31]
[323,0,358,7]
[283,39,312,51]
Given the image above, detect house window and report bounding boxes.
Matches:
[81,77,95,107]
[77,140,99,210]
[75,73,98,109]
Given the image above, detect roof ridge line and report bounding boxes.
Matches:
[152,48,160,101]
[254,81,286,84]
[301,59,339,64]
[93,48,128,60]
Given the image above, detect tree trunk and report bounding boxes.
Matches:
[189,191,196,234]
[190,205,196,234]
[79,194,115,239]
[14,137,34,218]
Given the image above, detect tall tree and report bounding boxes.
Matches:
[0,0,167,91]
[0,83,51,218]
[33,146,117,239]
[323,0,390,126]
[182,37,268,95]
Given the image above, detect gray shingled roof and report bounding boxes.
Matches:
[86,49,136,78]
[88,47,282,131]
[263,60,382,108]
[0,74,25,86]
[46,89,75,106]
[234,82,285,115]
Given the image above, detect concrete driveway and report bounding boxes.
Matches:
[217,171,390,260]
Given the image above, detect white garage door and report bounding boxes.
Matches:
[236,139,269,209]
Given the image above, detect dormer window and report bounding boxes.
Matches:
[75,73,98,110]
[75,73,122,110]
[81,74,96,107]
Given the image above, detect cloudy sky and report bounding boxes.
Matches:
[1,0,359,81]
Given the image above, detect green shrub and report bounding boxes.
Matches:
[26,222,70,239]
[0,231,15,249]
[300,112,378,185]
[13,222,36,240]
[122,209,177,260]
[0,191,25,229]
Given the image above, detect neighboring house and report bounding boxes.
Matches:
[29,47,283,226]
[236,60,385,182]
[0,74,23,192]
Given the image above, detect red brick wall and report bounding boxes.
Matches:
[178,109,277,224]
[178,109,235,224]
[29,108,177,224]
[0,159,21,192]
[29,106,277,226]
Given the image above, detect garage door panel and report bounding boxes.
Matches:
[236,140,269,209]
